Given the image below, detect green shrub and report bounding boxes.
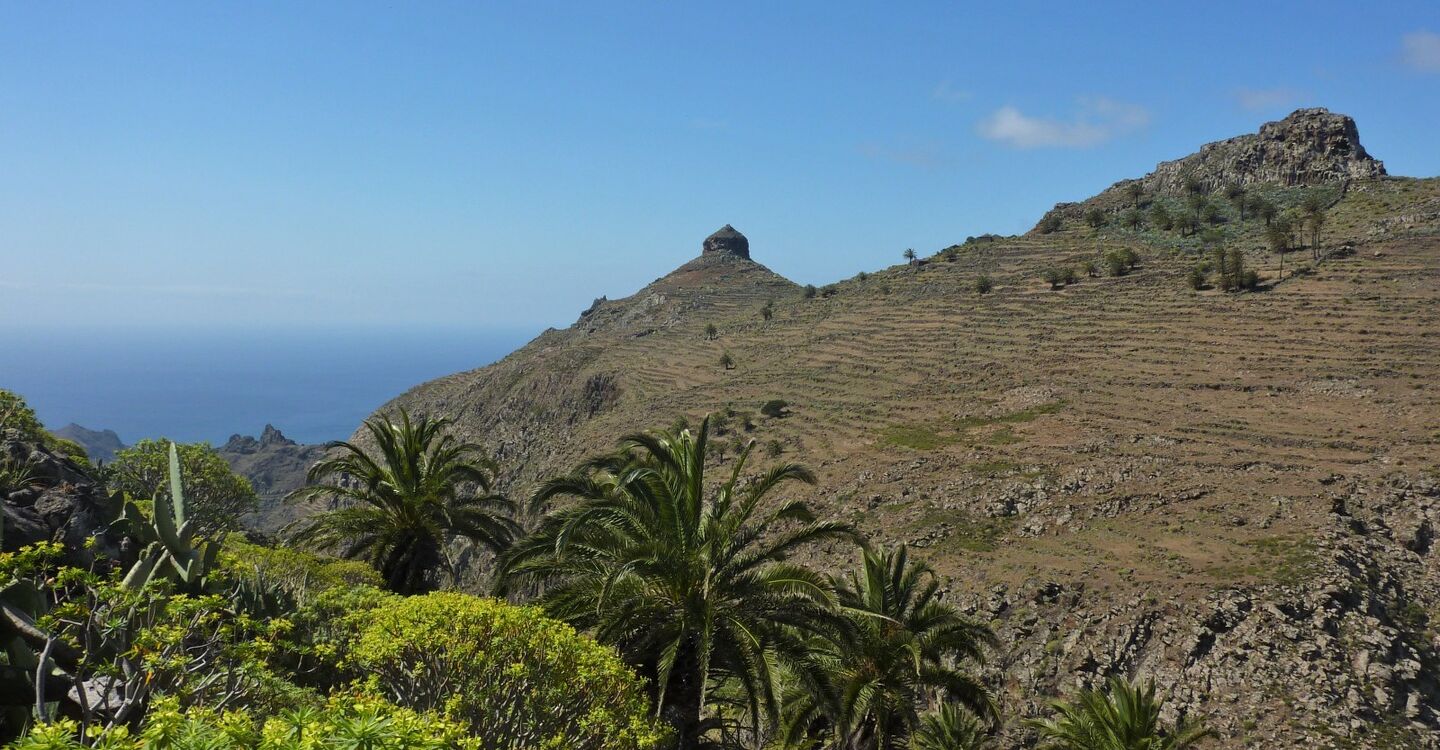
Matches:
[1084,207,1107,228]
[760,399,789,418]
[9,694,482,749]
[802,284,817,299]
[220,540,383,602]
[974,275,994,295]
[1037,214,1062,234]
[0,389,46,444]
[1187,265,1207,290]
[349,592,662,750]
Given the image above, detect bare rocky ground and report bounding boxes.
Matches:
[365,113,1440,748]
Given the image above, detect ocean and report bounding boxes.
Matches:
[0,326,532,446]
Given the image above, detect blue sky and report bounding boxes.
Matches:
[2,1,1437,332]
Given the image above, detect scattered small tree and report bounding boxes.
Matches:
[974,275,994,295]
[1104,248,1137,277]
[1301,193,1328,261]
[1202,201,1224,225]
[1121,208,1144,229]
[1183,175,1205,196]
[760,300,774,321]
[1083,260,1099,278]
[1038,214,1062,234]
[1267,216,1292,281]
[1150,204,1174,231]
[1257,198,1279,226]
[1085,207,1108,228]
[1124,182,1145,205]
[803,284,817,299]
[1174,213,1199,237]
[1186,193,1209,222]
[1225,183,1248,220]
[719,351,735,370]
[1043,267,1065,290]
[1187,265,1207,290]
[704,323,718,340]
[904,248,917,262]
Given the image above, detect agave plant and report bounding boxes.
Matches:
[116,442,220,593]
[1028,676,1211,750]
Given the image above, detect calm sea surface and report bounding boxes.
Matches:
[0,326,531,445]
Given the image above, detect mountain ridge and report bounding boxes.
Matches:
[353,111,1440,746]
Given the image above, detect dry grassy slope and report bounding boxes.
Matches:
[372,176,1440,747]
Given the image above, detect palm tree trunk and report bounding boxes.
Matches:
[663,638,706,749]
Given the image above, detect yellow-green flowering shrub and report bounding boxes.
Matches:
[349,592,663,750]
[219,540,384,600]
[7,694,480,749]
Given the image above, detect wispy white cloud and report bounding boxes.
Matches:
[1402,30,1440,72]
[931,80,971,103]
[976,97,1150,149]
[1233,87,1301,112]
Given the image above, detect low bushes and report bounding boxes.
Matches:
[10,694,482,749]
[348,592,663,750]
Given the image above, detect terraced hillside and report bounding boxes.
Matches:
[369,113,1440,747]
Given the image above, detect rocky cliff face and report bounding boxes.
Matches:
[1036,108,1387,230]
[701,224,750,259]
[971,472,1440,748]
[1143,108,1384,195]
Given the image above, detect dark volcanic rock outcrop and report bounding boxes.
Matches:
[1,430,125,568]
[1143,108,1384,194]
[702,224,750,259]
[1035,108,1387,231]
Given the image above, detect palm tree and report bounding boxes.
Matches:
[1028,676,1211,750]
[497,418,858,749]
[904,248,918,263]
[912,704,996,750]
[287,411,518,594]
[782,546,997,750]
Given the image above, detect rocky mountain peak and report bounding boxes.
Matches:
[1143,107,1385,195]
[259,424,295,447]
[702,224,750,259]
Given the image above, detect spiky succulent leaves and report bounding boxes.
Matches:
[498,416,859,746]
[286,410,518,595]
[783,546,998,750]
[1029,676,1213,750]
